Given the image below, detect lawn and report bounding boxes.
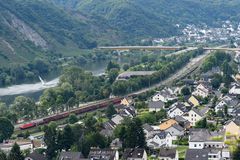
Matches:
[177,145,188,159]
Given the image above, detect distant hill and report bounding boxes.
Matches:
[1,0,240,66]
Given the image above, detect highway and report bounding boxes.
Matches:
[98,45,240,52]
[14,48,209,131]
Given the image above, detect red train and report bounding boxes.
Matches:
[19,97,122,130]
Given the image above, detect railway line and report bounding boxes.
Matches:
[15,49,210,131]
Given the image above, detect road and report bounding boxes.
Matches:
[14,49,209,130]
[99,45,240,52]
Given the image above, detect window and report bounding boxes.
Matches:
[194,144,197,147]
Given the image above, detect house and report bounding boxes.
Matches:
[25,152,47,160]
[188,129,224,150]
[182,107,208,126]
[110,138,122,150]
[159,119,178,130]
[58,152,83,160]
[122,148,147,160]
[143,124,154,139]
[224,119,240,137]
[121,97,133,106]
[88,148,119,160]
[152,88,177,102]
[158,148,178,160]
[188,96,200,107]
[229,85,240,95]
[168,102,189,118]
[165,124,184,140]
[232,107,240,116]
[192,83,211,98]
[174,116,191,129]
[0,140,33,152]
[147,131,173,149]
[215,95,239,115]
[185,148,230,160]
[148,101,165,112]
[119,106,137,118]
[111,115,124,126]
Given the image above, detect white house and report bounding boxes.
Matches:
[123,148,147,160]
[165,124,184,140]
[192,83,211,98]
[215,95,239,114]
[147,131,173,149]
[168,102,188,118]
[189,129,224,150]
[229,85,240,95]
[182,108,207,126]
[152,88,177,102]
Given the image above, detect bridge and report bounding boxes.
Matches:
[98,46,240,52]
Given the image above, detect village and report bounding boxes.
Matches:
[0,50,239,160]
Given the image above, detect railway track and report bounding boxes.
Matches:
[15,50,210,131]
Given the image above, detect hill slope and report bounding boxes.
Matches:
[1,0,240,66]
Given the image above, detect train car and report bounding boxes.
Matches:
[19,123,36,130]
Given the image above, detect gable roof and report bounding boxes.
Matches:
[159,119,178,130]
[122,148,145,159]
[155,131,171,139]
[159,148,177,159]
[171,124,184,132]
[143,123,154,132]
[59,152,83,160]
[185,149,209,160]
[88,149,117,160]
[26,152,47,160]
[148,101,165,109]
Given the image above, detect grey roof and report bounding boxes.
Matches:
[155,89,176,99]
[122,148,146,159]
[174,115,188,123]
[159,148,177,159]
[143,123,154,132]
[118,71,156,79]
[26,152,47,160]
[189,129,211,142]
[148,101,165,109]
[185,149,209,160]
[88,149,117,160]
[59,152,83,160]
[155,131,170,139]
[189,129,223,142]
[171,124,184,132]
[172,102,188,112]
[192,107,204,117]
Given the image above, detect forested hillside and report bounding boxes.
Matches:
[1,0,240,66]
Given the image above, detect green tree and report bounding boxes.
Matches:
[0,117,14,142]
[44,122,58,159]
[181,86,190,95]
[211,74,222,89]
[60,125,75,151]
[7,143,24,160]
[195,118,207,128]
[0,150,7,160]
[10,96,36,119]
[68,114,78,124]
[108,68,119,84]
[106,104,117,118]
[107,61,120,71]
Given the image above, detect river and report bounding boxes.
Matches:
[0,59,129,104]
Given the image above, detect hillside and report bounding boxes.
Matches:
[0,0,119,66]
[1,0,240,66]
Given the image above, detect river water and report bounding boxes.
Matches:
[0,59,128,103]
